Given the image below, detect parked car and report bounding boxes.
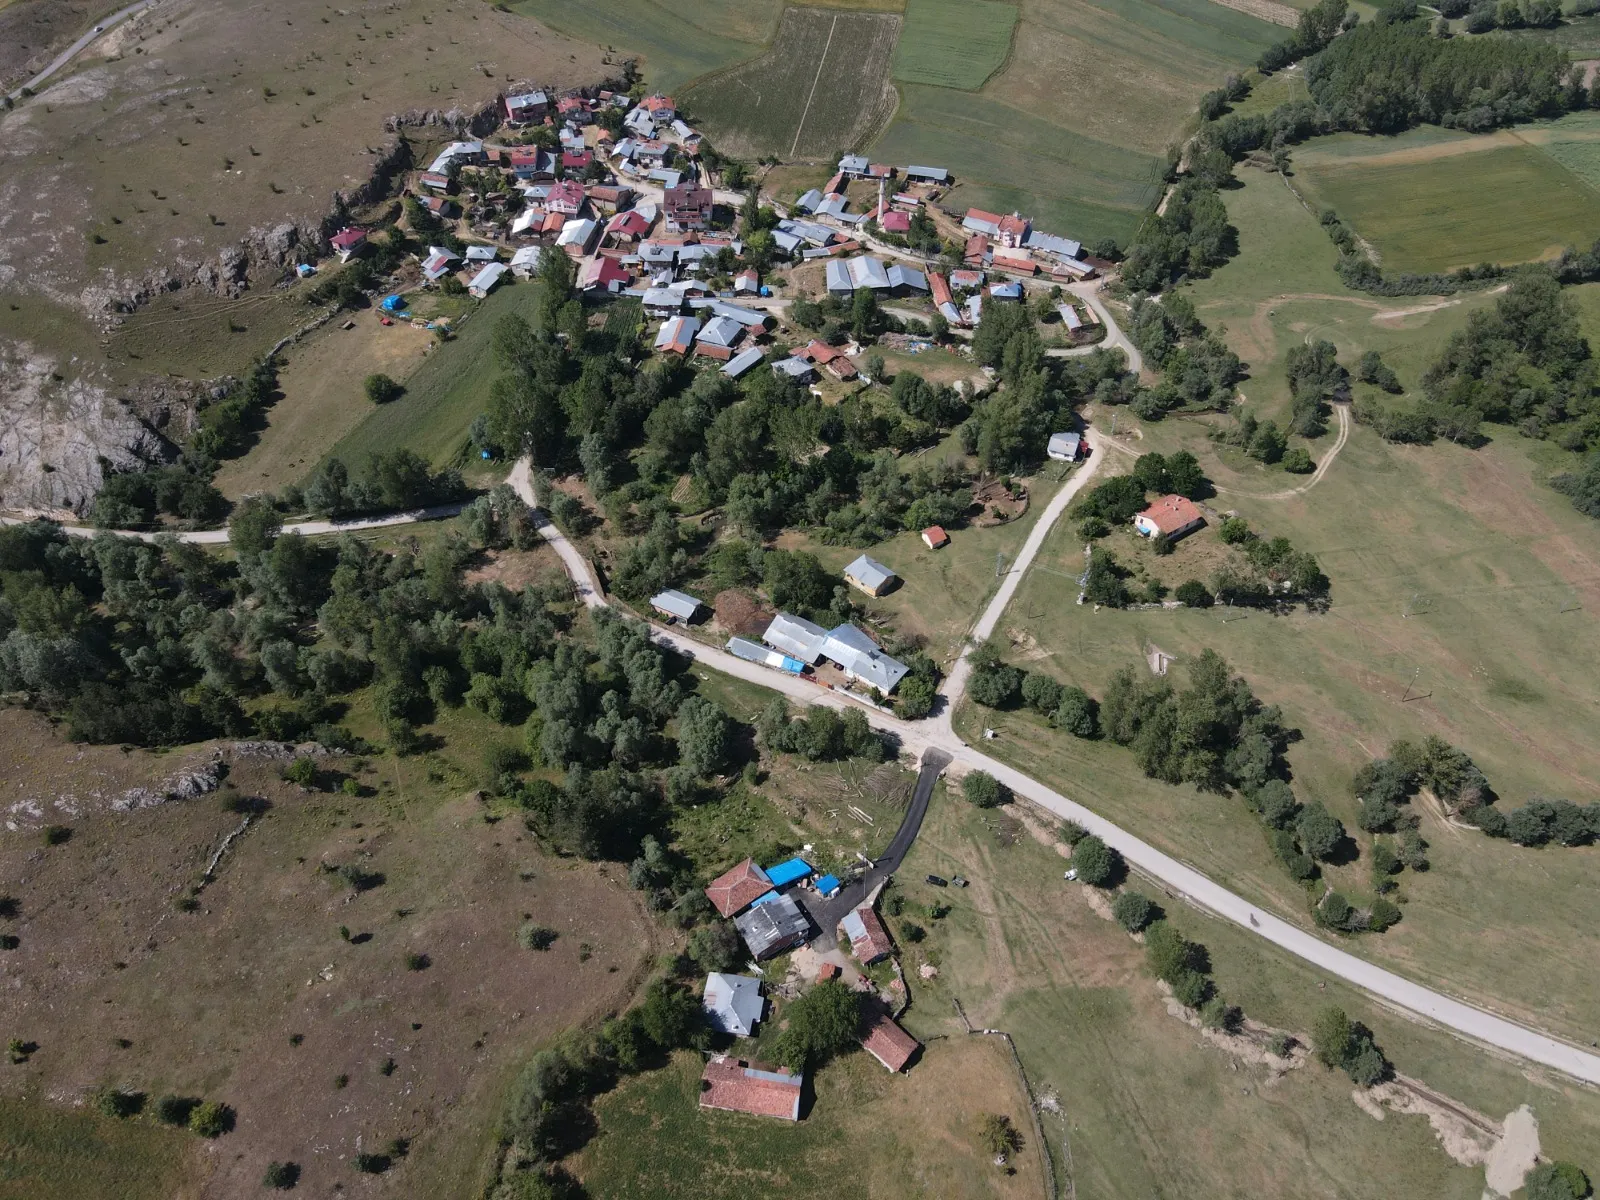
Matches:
[925,874,948,888]
[951,875,969,888]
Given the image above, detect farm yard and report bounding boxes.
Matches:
[891,0,1018,91]
[680,7,902,159]
[1293,122,1600,274]
[506,0,782,95]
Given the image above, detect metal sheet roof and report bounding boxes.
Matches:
[844,555,895,591]
[763,612,828,661]
[722,347,766,378]
[650,589,701,619]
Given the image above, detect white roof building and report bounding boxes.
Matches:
[511,245,545,277]
[821,622,909,693]
[1048,430,1082,461]
[703,973,764,1037]
[762,613,829,663]
[650,589,702,621]
[467,262,507,297]
[843,553,897,595]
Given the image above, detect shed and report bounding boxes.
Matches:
[825,258,853,296]
[699,1056,803,1121]
[727,636,805,673]
[860,1008,920,1072]
[764,858,814,889]
[722,347,766,379]
[1047,431,1081,461]
[650,589,702,622]
[816,874,842,898]
[886,263,928,293]
[795,188,824,214]
[921,525,949,550]
[843,554,897,597]
[772,357,816,382]
[703,973,764,1037]
[839,904,894,964]
[1058,303,1083,331]
[904,165,950,184]
[762,612,829,662]
[705,858,773,918]
[734,892,810,959]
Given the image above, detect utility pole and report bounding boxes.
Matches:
[1400,667,1421,703]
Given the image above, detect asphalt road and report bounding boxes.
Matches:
[7,0,159,102]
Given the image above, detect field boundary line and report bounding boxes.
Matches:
[789,12,840,158]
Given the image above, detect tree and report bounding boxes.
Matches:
[1071,833,1118,886]
[774,979,862,1069]
[1311,1005,1353,1069]
[1526,1163,1591,1200]
[364,373,403,404]
[688,921,745,974]
[263,1162,301,1189]
[967,641,1023,708]
[1281,447,1314,473]
[1175,579,1214,608]
[228,495,282,559]
[187,1100,234,1137]
[1295,801,1345,861]
[1053,686,1099,738]
[979,1113,1023,1158]
[1112,890,1155,932]
[962,770,1005,809]
[1020,672,1063,714]
[676,696,731,777]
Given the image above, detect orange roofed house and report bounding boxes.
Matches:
[700,1056,804,1120]
[705,858,773,918]
[860,1006,921,1072]
[1134,494,1205,542]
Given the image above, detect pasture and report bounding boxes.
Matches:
[873,84,1167,245]
[1294,133,1600,273]
[505,0,781,94]
[986,0,1282,157]
[680,7,902,159]
[323,280,546,476]
[0,1096,200,1200]
[891,0,1018,91]
[893,796,1600,1199]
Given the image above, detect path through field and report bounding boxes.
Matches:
[789,12,839,159]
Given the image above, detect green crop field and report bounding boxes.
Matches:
[505,0,783,94]
[1295,136,1600,273]
[891,0,1019,90]
[873,83,1167,245]
[681,7,902,159]
[321,281,545,476]
[984,0,1282,156]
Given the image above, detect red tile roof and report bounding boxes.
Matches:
[802,339,841,364]
[842,904,893,963]
[1137,494,1205,536]
[860,1009,919,1072]
[330,228,366,249]
[700,1056,803,1120]
[644,93,675,111]
[705,859,772,917]
[817,962,841,981]
[922,526,949,548]
[965,207,1003,227]
[998,213,1030,238]
[880,211,911,233]
[929,272,952,307]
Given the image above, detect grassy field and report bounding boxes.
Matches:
[0,1097,201,1200]
[1294,132,1600,272]
[0,686,656,1198]
[680,7,902,159]
[505,0,782,94]
[322,281,544,476]
[987,0,1282,157]
[214,314,435,498]
[891,796,1600,1198]
[872,84,1167,246]
[571,1036,1044,1198]
[891,0,1018,91]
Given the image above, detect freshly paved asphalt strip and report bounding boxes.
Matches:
[7,0,160,102]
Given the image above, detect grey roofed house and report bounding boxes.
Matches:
[965,293,983,324]
[771,230,803,256]
[703,973,764,1037]
[962,211,1002,237]
[722,346,766,378]
[642,287,682,315]
[1023,230,1083,260]
[937,300,963,326]
[847,256,891,290]
[650,589,702,621]
[822,622,910,694]
[708,300,769,328]
[510,245,545,277]
[639,242,678,265]
[676,244,715,263]
[465,245,497,262]
[904,165,950,183]
[697,315,745,349]
[843,553,897,596]
[839,154,871,175]
[773,356,817,381]
[815,195,849,218]
[734,893,810,959]
[1048,430,1081,461]
[886,263,928,292]
[795,188,824,213]
[826,259,853,294]
[778,218,836,246]
[467,262,508,296]
[763,612,829,662]
[647,168,683,189]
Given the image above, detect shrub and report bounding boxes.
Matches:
[1282,447,1314,473]
[364,373,403,404]
[961,770,1005,809]
[1059,820,1088,845]
[1217,517,1253,545]
[187,1100,234,1137]
[404,952,431,971]
[353,1152,391,1174]
[1112,890,1155,933]
[282,756,317,787]
[1174,579,1214,608]
[263,1161,301,1189]
[1053,687,1100,738]
[901,921,926,943]
[1525,1163,1591,1200]
[0,935,16,950]
[1071,834,1118,886]
[1367,897,1402,931]
[153,1094,199,1126]
[42,825,72,846]
[518,924,559,951]
[94,1087,145,1119]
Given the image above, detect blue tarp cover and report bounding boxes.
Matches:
[816,874,841,897]
[764,858,814,888]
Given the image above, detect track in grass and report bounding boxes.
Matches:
[681,6,901,160]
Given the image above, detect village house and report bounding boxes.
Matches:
[467,261,507,298]
[585,182,633,211]
[880,210,911,235]
[1048,430,1083,462]
[699,1056,803,1121]
[759,613,909,693]
[464,244,497,263]
[560,147,593,173]
[663,182,714,232]
[510,245,544,278]
[722,346,766,379]
[556,217,599,257]
[509,147,555,181]
[420,194,456,219]
[649,589,703,623]
[694,315,746,361]
[557,94,592,125]
[903,164,950,185]
[642,93,676,125]
[418,170,452,192]
[860,1007,921,1073]
[654,315,700,356]
[578,254,630,292]
[420,246,460,282]
[734,893,811,959]
[329,227,366,262]
[705,859,774,918]
[503,89,549,125]
[545,178,587,217]
[843,554,898,597]
[605,206,655,244]
[772,356,817,383]
[1135,495,1206,542]
[703,974,764,1037]
[839,904,894,965]
[734,268,759,294]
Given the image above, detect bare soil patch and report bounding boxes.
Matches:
[0,709,655,1198]
[712,587,774,637]
[1205,0,1300,26]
